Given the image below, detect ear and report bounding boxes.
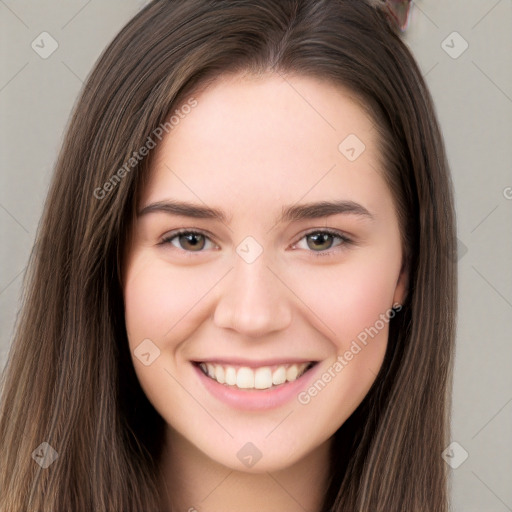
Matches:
[392,258,409,307]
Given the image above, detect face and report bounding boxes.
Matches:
[123,72,407,473]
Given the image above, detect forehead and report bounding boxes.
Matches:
[142,72,390,221]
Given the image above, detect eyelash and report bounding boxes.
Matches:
[160,228,353,258]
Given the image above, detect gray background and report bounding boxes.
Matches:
[1,1,511,510]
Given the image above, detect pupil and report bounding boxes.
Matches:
[182,233,204,250]
[179,233,333,251]
[309,233,331,250]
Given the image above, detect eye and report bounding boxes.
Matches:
[293,229,352,257]
[161,229,217,252]
[160,228,352,257]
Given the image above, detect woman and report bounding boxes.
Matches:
[0,0,457,510]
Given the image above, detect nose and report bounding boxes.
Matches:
[213,253,292,338]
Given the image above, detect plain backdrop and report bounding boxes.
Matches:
[1,1,511,510]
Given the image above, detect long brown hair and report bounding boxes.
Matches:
[0,1,457,510]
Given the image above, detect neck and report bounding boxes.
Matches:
[158,427,333,512]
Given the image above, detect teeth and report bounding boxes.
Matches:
[206,363,215,379]
[254,367,272,389]
[286,365,299,381]
[214,365,225,384]
[225,366,237,386]
[272,366,287,385]
[198,362,312,389]
[236,367,254,389]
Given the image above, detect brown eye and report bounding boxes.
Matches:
[177,232,206,251]
[306,232,337,251]
[294,229,352,257]
[162,230,215,252]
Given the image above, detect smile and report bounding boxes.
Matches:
[196,361,316,390]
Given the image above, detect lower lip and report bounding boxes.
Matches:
[193,362,319,411]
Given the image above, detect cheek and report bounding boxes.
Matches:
[124,254,203,344]
[292,252,400,348]
[287,251,400,418]
[123,254,204,417]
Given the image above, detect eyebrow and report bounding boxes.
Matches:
[137,199,374,224]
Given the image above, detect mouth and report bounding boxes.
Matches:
[193,360,317,391]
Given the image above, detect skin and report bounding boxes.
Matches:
[123,72,408,511]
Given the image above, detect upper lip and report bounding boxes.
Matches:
[192,358,317,368]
